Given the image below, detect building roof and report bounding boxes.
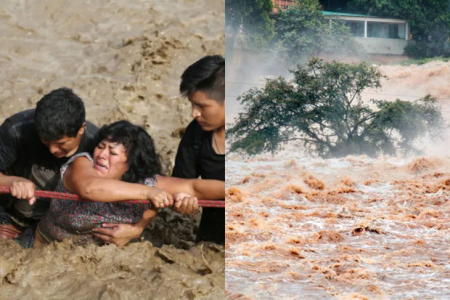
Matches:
[322,11,407,22]
[322,11,374,18]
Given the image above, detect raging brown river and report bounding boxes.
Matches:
[226,154,450,299]
[226,56,450,298]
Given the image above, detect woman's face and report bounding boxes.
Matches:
[93,139,128,179]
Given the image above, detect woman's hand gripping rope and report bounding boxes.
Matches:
[146,187,174,208]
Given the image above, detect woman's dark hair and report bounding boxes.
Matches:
[97,121,162,183]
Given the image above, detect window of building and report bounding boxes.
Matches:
[345,20,365,37]
[367,22,406,39]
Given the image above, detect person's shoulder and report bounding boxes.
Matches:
[61,152,93,177]
[84,120,99,140]
[77,121,99,155]
[69,152,93,163]
[185,119,203,134]
[1,109,37,141]
[183,119,208,142]
[4,109,35,129]
[65,152,94,169]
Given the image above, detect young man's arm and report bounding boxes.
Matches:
[157,176,225,200]
[0,117,36,204]
[172,120,202,214]
[0,173,36,204]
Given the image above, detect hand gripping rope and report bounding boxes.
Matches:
[0,186,225,208]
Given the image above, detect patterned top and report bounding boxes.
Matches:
[37,152,156,245]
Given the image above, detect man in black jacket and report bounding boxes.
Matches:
[172,55,225,245]
[0,87,99,247]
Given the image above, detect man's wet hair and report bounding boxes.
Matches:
[35,87,86,141]
[180,55,225,103]
[97,121,162,183]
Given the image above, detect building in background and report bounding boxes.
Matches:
[324,11,409,55]
[271,1,409,55]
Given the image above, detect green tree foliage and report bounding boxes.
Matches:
[348,0,450,57]
[272,0,361,64]
[227,58,444,157]
[318,0,350,11]
[225,0,275,47]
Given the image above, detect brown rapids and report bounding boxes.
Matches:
[0,0,225,299]
[226,154,450,299]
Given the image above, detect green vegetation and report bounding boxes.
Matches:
[226,0,450,59]
[225,1,446,157]
[398,56,450,66]
[272,0,361,64]
[225,0,360,62]
[227,58,444,157]
[225,0,275,48]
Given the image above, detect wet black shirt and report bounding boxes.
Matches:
[0,109,99,221]
[172,119,225,244]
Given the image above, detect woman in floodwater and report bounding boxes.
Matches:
[34,120,224,246]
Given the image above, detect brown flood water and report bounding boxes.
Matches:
[0,0,224,298]
[0,239,224,299]
[364,61,450,142]
[226,154,450,299]
[226,50,450,299]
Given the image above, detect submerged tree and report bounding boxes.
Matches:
[227,58,444,157]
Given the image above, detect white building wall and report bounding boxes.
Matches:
[355,37,408,55]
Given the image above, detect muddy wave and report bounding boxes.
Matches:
[0,239,224,299]
[226,154,450,299]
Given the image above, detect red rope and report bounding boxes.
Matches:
[0,186,225,208]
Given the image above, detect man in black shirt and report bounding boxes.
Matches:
[0,88,99,246]
[172,55,225,245]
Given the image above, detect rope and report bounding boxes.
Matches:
[0,186,225,208]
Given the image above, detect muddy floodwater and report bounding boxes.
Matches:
[226,154,450,299]
[0,0,224,298]
[0,239,224,299]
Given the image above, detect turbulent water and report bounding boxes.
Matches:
[226,59,450,299]
[374,61,450,104]
[365,60,450,133]
[0,0,224,298]
[0,239,224,300]
[226,154,450,299]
